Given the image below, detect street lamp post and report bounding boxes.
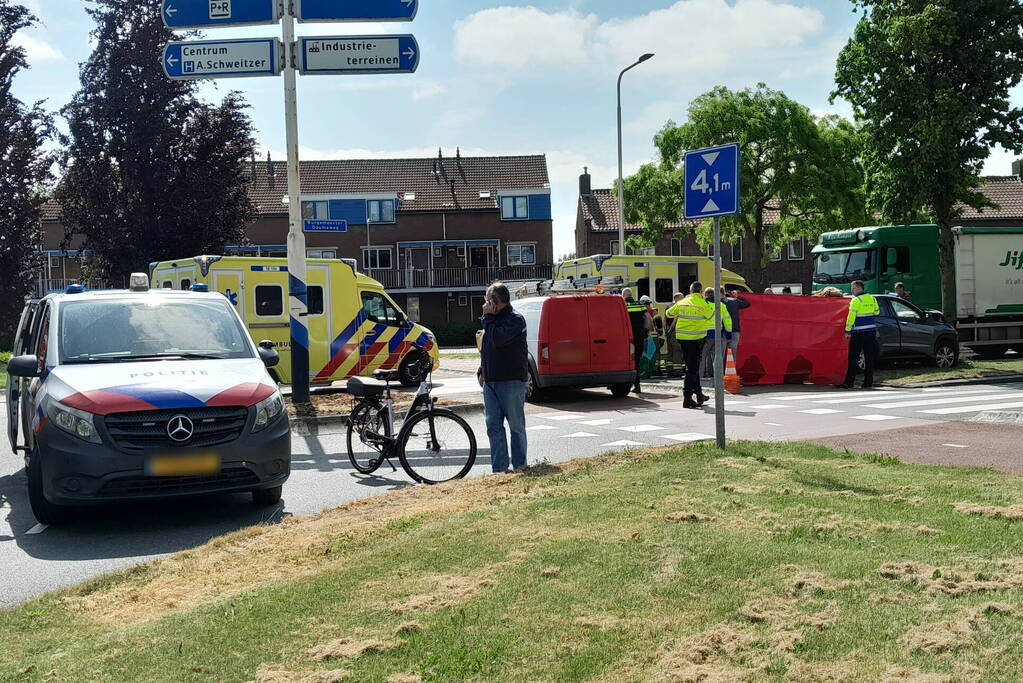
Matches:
[617,53,654,256]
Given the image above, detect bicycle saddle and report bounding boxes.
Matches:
[347,376,386,397]
[372,369,401,382]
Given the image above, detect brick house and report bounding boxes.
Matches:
[574,168,1023,294]
[38,151,554,329]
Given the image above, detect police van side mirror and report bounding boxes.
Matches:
[8,355,41,378]
[257,341,279,368]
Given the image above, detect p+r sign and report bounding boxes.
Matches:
[684,143,740,220]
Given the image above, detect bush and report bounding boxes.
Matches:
[429,321,482,347]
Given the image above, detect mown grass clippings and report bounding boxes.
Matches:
[7,441,1023,681]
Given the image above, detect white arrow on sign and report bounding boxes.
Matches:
[702,198,720,213]
[702,151,720,166]
[164,4,177,19]
[403,46,416,60]
[166,54,179,67]
[402,0,414,5]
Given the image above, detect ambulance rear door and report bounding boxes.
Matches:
[304,262,332,382]
[246,265,291,382]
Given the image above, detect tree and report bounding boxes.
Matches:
[833,0,1023,323]
[57,0,256,284]
[622,84,868,292]
[0,1,54,343]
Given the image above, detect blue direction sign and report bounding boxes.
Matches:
[299,35,419,75]
[297,0,418,23]
[163,38,281,80]
[684,143,740,220]
[304,219,348,233]
[162,0,279,30]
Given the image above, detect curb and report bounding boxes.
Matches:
[893,374,1023,389]
[971,409,1023,425]
[291,401,485,436]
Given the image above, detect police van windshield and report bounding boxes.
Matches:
[813,249,877,284]
[59,298,254,363]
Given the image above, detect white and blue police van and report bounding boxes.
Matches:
[6,274,290,524]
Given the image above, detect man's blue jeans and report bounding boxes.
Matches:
[483,380,527,472]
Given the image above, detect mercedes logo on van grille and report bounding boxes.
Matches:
[167,415,194,443]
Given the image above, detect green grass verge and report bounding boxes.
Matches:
[878,357,1023,386]
[0,351,9,390]
[439,352,480,360]
[6,442,1023,681]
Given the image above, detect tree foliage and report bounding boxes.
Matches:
[57,0,256,284]
[0,0,54,343]
[623,84,868,291]
[833,0,1023,322]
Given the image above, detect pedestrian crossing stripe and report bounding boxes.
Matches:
[864,391,1020,410]
[601,440,646,447]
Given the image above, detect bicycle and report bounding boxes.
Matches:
[346,348,477,484]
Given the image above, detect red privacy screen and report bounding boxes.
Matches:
[734,294,849,386]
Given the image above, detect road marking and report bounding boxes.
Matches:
[920,400,1023,415]
[814,393,912,404]
[942,443,970,449]
[774,390,893,401]
[578,419,613,426]
[527,425,557,431]
[601,440,647,447]
[662,433,714,442]
[764,422,784,427]
[749,404,789,410]
[618,425,666,433]
[25,523,47,535]
[849,414,902,421]
[561,432,598,438]
[538,414,586,421]
[921,386,1009,393]
[799,408,844,415]
[863,391,1022,410]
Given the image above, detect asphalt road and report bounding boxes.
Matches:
[3,377,1023,606]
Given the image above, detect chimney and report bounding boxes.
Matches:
[1014,159,1023,178]
[579,166,592,197]
[267,151,275,189]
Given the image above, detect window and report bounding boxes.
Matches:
[360,291,401,326]
[637,277,650,300]
[731,238,743,263]
[788,238,805,261]
[655,278,674,303]
[706,243,715,258]
[162,281,173,289]
[890,299,921,322]
[307,285,324,316]
[506,243,536,265]
[181,279,191,291]
[458,295,468,306]
[302,201,328,220]
[770,249,782,262]
[367,199,395,223]
[362,247,393,270]
[501,195,529,220]
[610,240,628,255]
[255,285,283,317]
[35,305,50,373]
[885,246,911,273]
[406,296,421,322]
[670,238,683,256]
[307,249,336,259]
[636,246,656,256]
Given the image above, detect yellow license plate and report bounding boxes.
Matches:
[146,454,221,477]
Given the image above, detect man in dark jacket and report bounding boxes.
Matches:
[480,282,529,473]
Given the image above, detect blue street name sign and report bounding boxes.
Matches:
[684,143,740,220]
[162,0,279,30]
[297,0,418,23]
[299,35,419,75]
[303,219,349,233]
[163,38,281,80]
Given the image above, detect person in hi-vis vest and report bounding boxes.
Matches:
[839,280,880,389]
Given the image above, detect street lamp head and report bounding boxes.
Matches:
[639,53,654,63]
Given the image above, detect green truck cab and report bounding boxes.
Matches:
[812,224,1023,357]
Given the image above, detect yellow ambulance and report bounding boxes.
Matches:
[150,256,439,385]
[555,254,749,319]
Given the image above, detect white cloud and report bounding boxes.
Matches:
[984,146,1021,176]
[13,32,64,63]
[454,6,597,69]
[412,81,447,101]
[454,0,825,75]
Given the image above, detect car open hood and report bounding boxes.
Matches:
[43,359,278,415]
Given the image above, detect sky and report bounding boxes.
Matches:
[11,0,1023,258]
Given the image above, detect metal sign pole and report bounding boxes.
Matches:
[713,216,725,449]
[282,2,309,404]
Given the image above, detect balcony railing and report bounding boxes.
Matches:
[34,278,117,297]
[365,265,553,290]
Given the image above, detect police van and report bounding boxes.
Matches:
[151,256,439,386]
[7,274,291,524]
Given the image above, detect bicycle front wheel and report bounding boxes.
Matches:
[347,401,387,474]
[398,409,477,484]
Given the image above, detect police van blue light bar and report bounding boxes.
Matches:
[65,284,85,294]
[191,283,210,292]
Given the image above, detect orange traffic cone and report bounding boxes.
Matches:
[724,347,742,395]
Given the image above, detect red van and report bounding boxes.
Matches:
[513,295,636,401]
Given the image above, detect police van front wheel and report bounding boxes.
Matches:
[27,450,70,525]
[399,351,431,387]
[252,485,282,506]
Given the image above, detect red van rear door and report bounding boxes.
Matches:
[587,296,633,373]
[540,297,590,376]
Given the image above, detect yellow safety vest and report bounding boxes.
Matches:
[667,294,713,341]
[846,293,880,333]
[706,301,733,339]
